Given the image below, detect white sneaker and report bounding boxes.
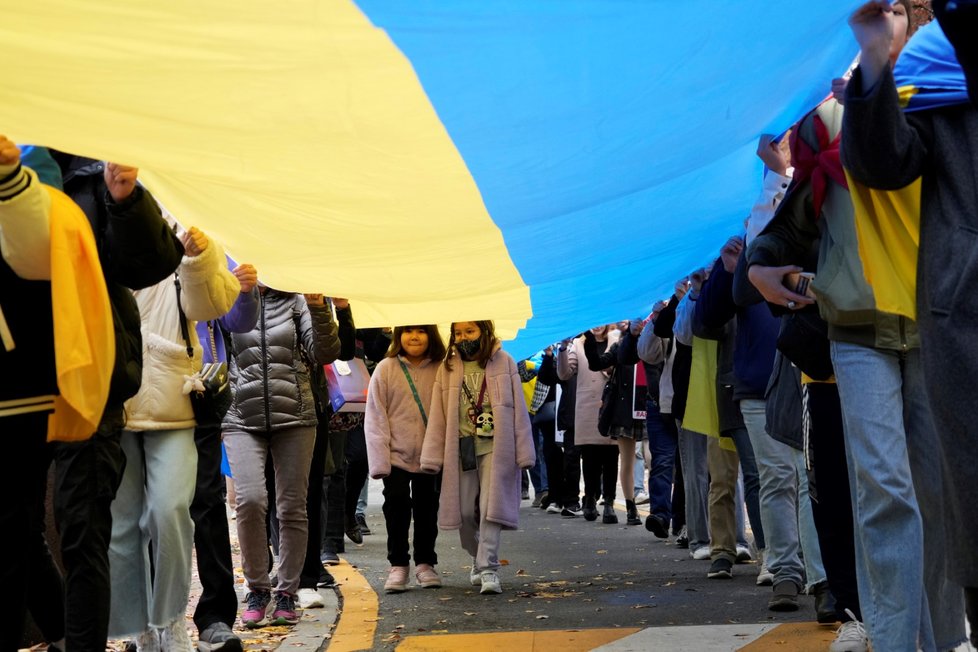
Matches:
[736,544,753,563]
[297,587,325,609]
[829,611,868,652]
[161,619,193,652]
[479,570,502,594]
[756,549,774,586]
[634,491,650,505]
[546,503,562,514]
[691,547,711,560]
[470,560,482,586]
[135,629,161,652]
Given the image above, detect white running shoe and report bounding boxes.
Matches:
[479,570,502,594]
[297,587,325,608]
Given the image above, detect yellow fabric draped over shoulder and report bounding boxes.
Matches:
[46,186,115,442]
[845,170,921,321]
[681,336,734,451]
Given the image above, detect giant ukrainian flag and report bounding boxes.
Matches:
[0,1,859,358]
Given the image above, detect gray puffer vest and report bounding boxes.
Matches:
[224,290,339,433]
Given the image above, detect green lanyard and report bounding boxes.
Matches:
[399,360,428,427]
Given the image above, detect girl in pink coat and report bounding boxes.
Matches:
[364,325,446,593]
[420,321,536,595]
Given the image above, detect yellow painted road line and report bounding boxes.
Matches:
[328,560,380,652]
[396,628,642,651]
[737,622,839,651]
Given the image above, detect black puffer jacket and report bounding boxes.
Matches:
[57,156,185,407]
[225,290,340,433]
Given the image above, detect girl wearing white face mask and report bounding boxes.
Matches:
[419,321,535,595]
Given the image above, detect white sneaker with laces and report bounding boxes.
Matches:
[480,570,502,594]
[161,619,194,652]
[691,546,711,560]
[135,629,161,652]
[736,544,753,563]
[829,610,868,652]
[756,549,774,586]
[634,491,650,505]
[297,587,325,609]
[546,503,562,514]
[470,560,482,586]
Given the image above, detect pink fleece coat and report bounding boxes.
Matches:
[420,344,535,531]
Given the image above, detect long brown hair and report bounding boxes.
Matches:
[386,325,446,362]
[445,320,497,371]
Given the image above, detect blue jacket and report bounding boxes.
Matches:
[694,258,779,401]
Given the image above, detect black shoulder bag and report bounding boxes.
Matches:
[175,277,232,426]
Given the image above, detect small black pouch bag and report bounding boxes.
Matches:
[459,436,477,472]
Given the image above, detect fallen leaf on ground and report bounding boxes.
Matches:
[536,615,549,620]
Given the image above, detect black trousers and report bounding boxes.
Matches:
[322,429,348,555]
[538,417,565,508]
[190,423,238,630]
[807,382,861,621]
[52,406,126,652]
[561,429,581,506]
[580,444,619,502]
[382,467,440,566]
[299,419,330,587]
[345,426,369,526]
[4,412,64,651]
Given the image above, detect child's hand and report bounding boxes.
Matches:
[304,293,326,308]
[180,227,210,257]
[831,76,850,104]
[332,297,350,310]
[0,136,20,167]
[232,263,258,293]
[756,135,789,175]
[849,1,895,76]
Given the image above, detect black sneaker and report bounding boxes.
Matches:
[675,525,689,549]
[602,503,618,524]
[317,566,336,587]
[582,497,598,522]
[768,580,800,611]
[644,514,669,538]
[561,502,583,518]
[355,513,371,535]
[707,558,733,579]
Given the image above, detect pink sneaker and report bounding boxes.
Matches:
[241,590,271,628]
[270,591,299,625]
[384,566,410,593]
[415,564,442,588]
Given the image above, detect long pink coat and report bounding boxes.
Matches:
[420,343,535,531]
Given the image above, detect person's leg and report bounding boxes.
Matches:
[141,428,198,629]
[344,426,369,535]
[474,453,502,572]
[53,407,126,652]
[617,437,636,502]
[224,431,273,593]
[647,401,676,524]
[795,451,826,590]
[707,437,738,565]
[298,420,329,589]
[107,431,150,637]
[528,421,547,499]
[269,426,317,596]
[191,424,239,631]
[830,341,925,652]
[580,445,600,503]
[678,426,710,554]
[808,382,861,622]
[3,413,60,650]
[540,418,564,507]
[728,427,763,553]
[903,349,967,651]
[738,400,802,588]
[664,415,686,534]
[410,471,440,567]
[562,429,581,507]
[458,461,481,565]
[322,431,347,557]
[382,468,413,567]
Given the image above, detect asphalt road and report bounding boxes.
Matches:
[340,480,814,650]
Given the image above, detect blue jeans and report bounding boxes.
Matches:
[646,398,677,522]
[831,342,965,652]
[678,425,709,553]
[740,399,824,590]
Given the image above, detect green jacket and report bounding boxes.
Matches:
[746,100,918,352]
